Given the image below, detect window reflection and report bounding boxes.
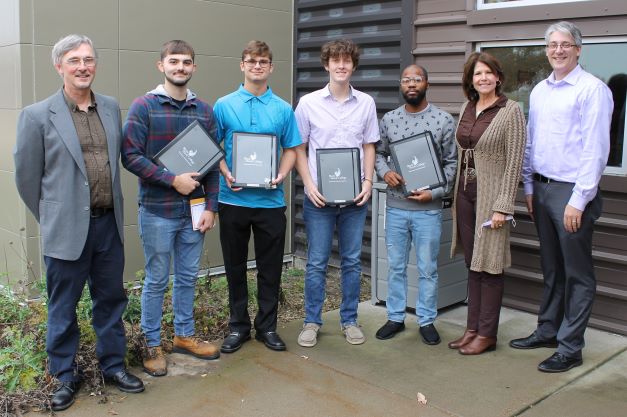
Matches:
[483,44,627,169]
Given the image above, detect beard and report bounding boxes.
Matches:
[402,89,426,106]
[165,72,192,87]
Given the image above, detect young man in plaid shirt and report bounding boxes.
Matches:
[122,40,220,376]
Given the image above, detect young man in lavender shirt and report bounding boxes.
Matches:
[295,39,380,347]
[509,21,613,373]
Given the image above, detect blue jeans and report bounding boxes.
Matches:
[138,207,205,347]
[385,207,442,326]
[303,198,368,327]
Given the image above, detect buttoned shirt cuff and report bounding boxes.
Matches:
[567,193,588,212]
[523,182,533,196]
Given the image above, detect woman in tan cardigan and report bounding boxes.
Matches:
[449,52,526,355]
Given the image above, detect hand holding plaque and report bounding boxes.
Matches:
[388,131,445,196]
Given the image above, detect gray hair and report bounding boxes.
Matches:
[51,34,98,66]
[544,21,583,47]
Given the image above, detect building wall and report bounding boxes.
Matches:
[0,0,294,285]
[413,0,627,335]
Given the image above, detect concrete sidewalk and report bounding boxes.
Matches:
[47,303,627,417]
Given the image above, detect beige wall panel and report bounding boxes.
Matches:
[205,0,291,12]
[0,109,18,172]
[122,224,144,281]
[19,44,35,107]
[0,232,40,285]
[18,0,34,45]
[0,0,19,47]
[33,46,119,103]
[417,0,465,15]
[32,0,118,49]
[121,167,140,227]
[0,45,20,109]
[0,172,25,236]
[119,0,292,61]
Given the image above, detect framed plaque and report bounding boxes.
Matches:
[316,148,361,206]
[389,131,446,196]
[153,120,224,180]
[231,132,278,189]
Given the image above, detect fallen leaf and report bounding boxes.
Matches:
[201,373,208,377]
[300,355,309,360]
[108,410,119,415]
[416,392,427,405]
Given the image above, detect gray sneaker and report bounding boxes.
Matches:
[342,324,365,345]
[298,323,320,347]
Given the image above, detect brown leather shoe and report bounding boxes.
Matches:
[143,346,167,376]
[448,329,477,349]
[173,336,220,360]
[459,335,497,355]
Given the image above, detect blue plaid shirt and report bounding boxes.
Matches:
[122,85,219,218]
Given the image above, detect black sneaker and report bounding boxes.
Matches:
[419,324,441,345]
[375,320,405,340]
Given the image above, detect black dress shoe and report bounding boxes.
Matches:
[419,324,441,345]
[255,331,287,351]
[105,369,145,393]
[51,381,79,411]
[221,331,251,353]
[538,352,583,373]
[375,320,405,340]
[509,332,558,349]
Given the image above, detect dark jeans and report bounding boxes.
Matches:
[456,179,504,338]
[44,212,127,382]
[218,203,286,334]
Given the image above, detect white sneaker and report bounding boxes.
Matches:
[298,323,320,347]
[342,324,365,345]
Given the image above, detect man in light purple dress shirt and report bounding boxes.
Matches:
[510,21,613,373]
[294,39,380,348]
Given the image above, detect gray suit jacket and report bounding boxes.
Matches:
[14,89,124,261]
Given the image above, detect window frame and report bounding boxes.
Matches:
[478,37,627,176]
[477,0,588,10]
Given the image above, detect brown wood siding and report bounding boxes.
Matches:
[413,0,627,335]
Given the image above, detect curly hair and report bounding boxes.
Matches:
[320,39,360,68]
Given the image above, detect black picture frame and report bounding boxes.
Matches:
[316,147,361,206]
[388,131,445,195]
[153,120,224,180]
[231,132,278,189]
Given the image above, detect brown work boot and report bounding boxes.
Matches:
[143,346,167,377]
[173,336,220,360]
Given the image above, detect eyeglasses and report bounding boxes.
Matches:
[546,42,575,50]
[243,59,272,68]
[400,76,424,85]
[65,57,97,68]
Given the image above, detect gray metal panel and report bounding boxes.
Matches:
[371,189,467,311]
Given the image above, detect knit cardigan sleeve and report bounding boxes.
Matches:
[491,101,527,214]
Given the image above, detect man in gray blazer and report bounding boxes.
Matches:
[14,34,143,411]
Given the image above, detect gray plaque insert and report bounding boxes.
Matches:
[389,131,445,195]
[232,132,278,189]
[316,147,361,206]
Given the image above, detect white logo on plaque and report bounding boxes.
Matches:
[179,146,197,167]
[244,151,262,166]
[329,168,346,183]
[406,155,425,173]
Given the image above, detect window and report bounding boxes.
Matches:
[477,0,588,10]
[480,39,627,174]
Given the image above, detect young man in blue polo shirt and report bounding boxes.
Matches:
[214,40,301,353]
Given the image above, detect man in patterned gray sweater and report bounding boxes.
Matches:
[374,64,457,345]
